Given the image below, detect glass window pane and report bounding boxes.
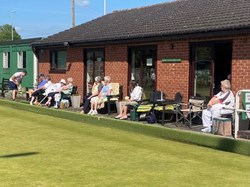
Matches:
[57,51,66,69]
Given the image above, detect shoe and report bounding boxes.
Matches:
[54,105,58,109]
[80,110,84,114]
[91,110,98,115]
[201,127,211,133]
[120,117,128,120]
[115,115,122,119]
[30,101,33,105]
[87,110,93,115]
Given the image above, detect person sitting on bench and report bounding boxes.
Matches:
[29,76,52,105]
[44,79,67,107]
[54,77,74,108]
[115,81,142,120]
[201,79,235,133]
[80,76,103,114]
[88,76,112,115]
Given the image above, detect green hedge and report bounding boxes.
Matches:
[1,99,250,156]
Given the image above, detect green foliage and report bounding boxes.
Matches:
[0,103,249,186]
[0,24,21,42]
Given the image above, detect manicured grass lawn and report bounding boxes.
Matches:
[0,105,249,187]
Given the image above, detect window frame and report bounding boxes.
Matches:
[3,52,10,69]
[49,50,67,72]
[17,51,26,69]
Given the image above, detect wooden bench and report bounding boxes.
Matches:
[99,83,123,115]
[0,78,9,97]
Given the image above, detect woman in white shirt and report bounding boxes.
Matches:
[115,81,142,120]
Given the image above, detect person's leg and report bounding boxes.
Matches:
[30,90,39,105]
[87,97,97,114]
[115,102,124,118]
[120,106,128,119]
[45,96,52,106]
[83,98,91,113]
[12,90,17,100]
[28,89,34,98]
[202,109,212,132]
[30,96,35,105]
[54,93,61,108]
[9,81,17,101]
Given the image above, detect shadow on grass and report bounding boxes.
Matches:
[0,152,39,158]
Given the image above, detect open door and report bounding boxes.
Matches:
[190,41,232,99]
[128,45,157,98]
[193,46,214,98]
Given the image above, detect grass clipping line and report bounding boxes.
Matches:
[1,99,249,156]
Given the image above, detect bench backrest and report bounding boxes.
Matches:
[110,83,123,100]
[71,86,78,95]
[1,78,9,97]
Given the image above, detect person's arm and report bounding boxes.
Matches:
[10,74,19,85]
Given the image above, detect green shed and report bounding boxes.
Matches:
[0,38,41,88]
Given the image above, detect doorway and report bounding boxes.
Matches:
[128,45,157,98]
[190,41,232,99]
[84,49,104,95]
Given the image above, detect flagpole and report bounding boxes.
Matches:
[104,0,106,15]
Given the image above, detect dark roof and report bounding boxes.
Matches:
[0,37,42,46]
[33,0,250,47]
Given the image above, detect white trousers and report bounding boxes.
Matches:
[54,93,61,102]
[202,104,221,128]
[202,103,233,128]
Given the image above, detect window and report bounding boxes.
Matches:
[17,51,26,69]
[3,52,10,69]
[50,50,67,70]
[84,49,104,94]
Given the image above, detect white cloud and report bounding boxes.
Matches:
[75,0,90,7]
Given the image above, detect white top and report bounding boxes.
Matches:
[130,86,142,101]
[215,90,235,107]
[9,72,24,84]
[43,82,63,95]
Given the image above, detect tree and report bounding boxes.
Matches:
[0,24,21,42]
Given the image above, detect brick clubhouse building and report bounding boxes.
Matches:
[32,0,250,102]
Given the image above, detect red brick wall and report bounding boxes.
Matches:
[38,34,250,104]
[157,40,190,102]
[232,35,250,93]
[105,45,128,95]
[39,48,84,98]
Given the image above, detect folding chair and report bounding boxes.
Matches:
[178,96,206,128]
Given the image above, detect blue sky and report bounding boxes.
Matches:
[0,0,173,39]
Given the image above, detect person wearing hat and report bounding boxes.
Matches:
[54,77,74,108]
[201,79,235,133]
[44,79,67,107]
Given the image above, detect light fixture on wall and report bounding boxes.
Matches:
[63,41,70,47]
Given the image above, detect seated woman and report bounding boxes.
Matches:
[44,79,67,107]
[115,81,142,120]
[201,79,235,133]
[54,77,74,108]
[88,76,112,115]
[80,76,102,114]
